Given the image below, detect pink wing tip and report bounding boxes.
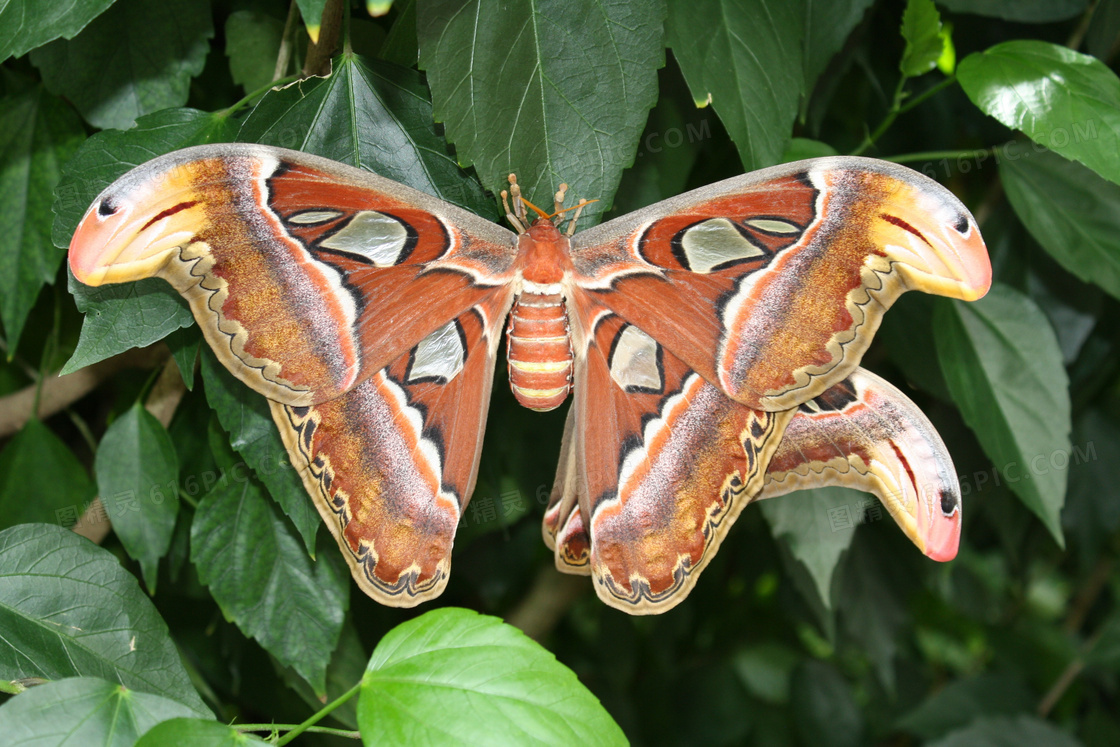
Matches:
[923,510,960,562]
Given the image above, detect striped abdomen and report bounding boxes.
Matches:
[507,291,573,411]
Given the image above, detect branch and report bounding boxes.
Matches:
[506,565,588,640]
[0,346,168,438]
[73,355,189,545]
[302,0,345,77]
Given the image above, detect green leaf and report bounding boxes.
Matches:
[30,0,214,130]
[136,718,270,746]
[0,523,209,715]
[934,284,1071,545]
[55,108,236,374]
[782,137,839,162]
[895,673,1035,740]
[1062,410,1120,566]
[419,0,665,224]
[958,41,1120,186]
[62,273,194,375]
[225,10,285,96]
[166,326,201,390]
[1086,613,1120,670]
[0,419,95,530]
[759,486,866,609]
[190,477,347,696]
[359,608,626,745]
[936,0,1088,23]
[52,108,236,246]
[789,660,864,747]
[239,53,492,216]
[837,532,910,690]
[380,0,417,67]
[282,618,366,729]
[0,85,84,351]
[667,0,802,173]
[803,1,875,88]
[900,0,945,77]
[927,714,1084,747]
[732,643,801,704]
[296,0,328,42]
[96,403,180,592]
[0,0,116,62]
[199,349,320,556]
[1087,0,1120,60]
[1000,150,1120,302]
[0,677,198,746]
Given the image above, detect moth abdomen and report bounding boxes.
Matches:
[506,290,573,411]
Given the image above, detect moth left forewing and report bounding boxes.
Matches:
[69,144,517,407]
[760,367,962,561]
[571,157,990,412]
[270,289,512,606]
[570,308,793,613]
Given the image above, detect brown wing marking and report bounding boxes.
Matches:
[571,158,990,412]
[271,290,510,606]
[69,144,516,407]
[570,310,793,613]
[760,368,962,561]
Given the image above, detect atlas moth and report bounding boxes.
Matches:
[69,145,990,613]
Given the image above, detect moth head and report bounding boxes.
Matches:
[865,171,992,302]
[69,157,213,287]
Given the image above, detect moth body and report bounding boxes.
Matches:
[507,219,576,411]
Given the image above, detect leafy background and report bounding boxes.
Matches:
[0,0,1119,744]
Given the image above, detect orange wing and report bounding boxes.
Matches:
[69,144,517,407]
[571,157,990,411]
[271,290,512,605]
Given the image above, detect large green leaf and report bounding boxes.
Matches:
[199,349,320,556]
[927,714,1084,747]
[667,0,802,173]
[936,0,1088,22]
[359,608,625,745]
[0,419,95,530]
[900,0,945,77]
[55,108,236,374]
[418,0,665,224]
[803,0,875,87]
[0,523,209,714]
[295,0,328,42]
[224,10,285,96]
[0,0,116,62]
[759,486,866,609]
[895,673,1035,740]
[934,284,1071,545]
[30,0,214,130]
[0,677,198,746]
[958,41,1120,186]
[62,273,195,375]
[789,660,864,747]
[239,52,492,216]
[0,85,84,350]
[136,718,270,746]
[1000,150,1120,302]
[95,403,180,592]
[190,476,347,696]
[52,108,235,245]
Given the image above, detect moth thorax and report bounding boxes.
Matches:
[506,290,572,411]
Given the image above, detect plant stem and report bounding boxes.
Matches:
[233,723,361,740]
[885,147,994,165]
[898,74,957,115]
[225,74,301,118]
[266,680,363,746]
[851,73,958,156]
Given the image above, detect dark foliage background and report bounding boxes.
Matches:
[0,0,1118,744]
